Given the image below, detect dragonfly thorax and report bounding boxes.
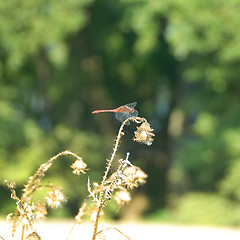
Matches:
[117,106,129,113]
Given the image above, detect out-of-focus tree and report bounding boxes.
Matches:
[0,0,104,216]
[162,0,240,224]
[1,0,240,224]
[0,0,92,68]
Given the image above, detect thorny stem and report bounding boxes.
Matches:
[92,116,146,240]
[98,117,143,203]
[21,225,25,240]
[67,177,116,239]
[99,120,126,202]
[22,150,80,202]
[9,150,81,240]
[91,118,128,240]
[92,204,103,240]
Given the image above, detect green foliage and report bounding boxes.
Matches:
[220,159,240,201]
[166,0,240,63]
[1,0,240,225]
[162,0,240,226]
[173,193,240,226]
[0,0,92,69]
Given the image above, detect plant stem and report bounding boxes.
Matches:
[92,117,135,240]
[99,118,128,202]
[10,150,81,239]
[21,225,25,240]
[91,204,103,240]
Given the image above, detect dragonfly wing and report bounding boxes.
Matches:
[125,102,137,108]
[132,109,138,117]
[115,112,131,125]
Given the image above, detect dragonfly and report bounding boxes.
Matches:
[92,102,138,124]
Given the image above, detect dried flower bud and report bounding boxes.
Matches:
[115,191,131,205]
[71,158,87,175]
[135,168,148,185]
[122,167,148,189]
[45,188,66,209]
[122,172,138,189]
[34,203,47,220]
[133,122,154,145]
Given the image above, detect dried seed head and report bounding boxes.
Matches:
[115,191,131,205]
[122,172,139,189]
[133,122,155,146]
[135,168,148,185]
[71,158,87,175]
[34,203,47,220]
[45,188,66,209]
[122,167,148,189]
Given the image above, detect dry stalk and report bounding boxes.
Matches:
[91,116,148,240]
[8,150,83,240]
[5,113,153,240]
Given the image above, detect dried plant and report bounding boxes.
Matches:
[4,115,154,240]
[5,151,86,240]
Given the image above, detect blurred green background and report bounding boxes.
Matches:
[1,0,240,226]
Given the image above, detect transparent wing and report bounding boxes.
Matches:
[125,102,137,108]
[115,112,131,125]
[131,109,138,117]
[115,111,138,125]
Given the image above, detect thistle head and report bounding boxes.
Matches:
[45,188,66,209]
[115,190,131,206]
[71,158,87,175]
[122,166,148,189]
[133,121,155,146]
